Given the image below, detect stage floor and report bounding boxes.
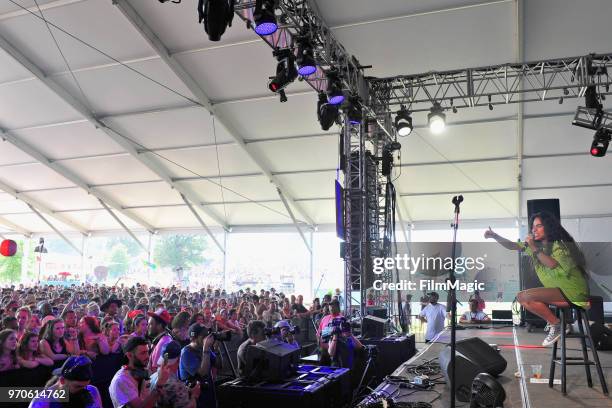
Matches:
[365,325,612,408]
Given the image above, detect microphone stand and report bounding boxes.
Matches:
[449,195,463,408]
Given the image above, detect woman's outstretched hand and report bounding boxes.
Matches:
[484,227,496,239]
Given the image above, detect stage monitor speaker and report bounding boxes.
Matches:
[366,306,388,319]
[439,337,507,402]
[361,335,416,380]
[361,315,386,339]
[527,198,560,221]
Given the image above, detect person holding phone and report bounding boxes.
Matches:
[485,211,589,346]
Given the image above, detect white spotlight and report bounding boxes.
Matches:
[428,102,446,134]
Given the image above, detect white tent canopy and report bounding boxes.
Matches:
[0,0,611,236]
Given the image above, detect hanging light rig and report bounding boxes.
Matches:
[197,0,235,41]
[394,106,413,137]
[253,0,278,36]
[296,36,317,77]
[428,102,446,134]
[268,48,297,102]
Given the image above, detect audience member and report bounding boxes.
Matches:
[17,331,53,368]
[109,336,170,408]
[419,292,447,342]
[150,340,200,408]
[147,309,172,372]
[180,324,220,407]
[0,329,19,372]
[28,355,103,408]
[39,319,71,367]
[237,320,266,379]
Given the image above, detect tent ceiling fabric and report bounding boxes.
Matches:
[0,0,610,234]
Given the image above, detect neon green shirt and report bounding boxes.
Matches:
[519,241,589,308]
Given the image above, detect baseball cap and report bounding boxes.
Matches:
[52,355,93,381]
[127,310,143,320]
[188,323,208,339]
[156,341,181,366]
[274,320,291,329]
[147,308,172,326]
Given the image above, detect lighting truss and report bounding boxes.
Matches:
[369,53,612,114]
[572,106,612,132]
[234,0,393,137]
[235,1,368,96]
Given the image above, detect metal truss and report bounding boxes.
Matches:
[235,0,369,99]
[573,106,612,132]
[370,53,612,113]
[342,118,366,316]
[234,0,394,137]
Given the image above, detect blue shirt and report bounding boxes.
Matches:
[179,345,217,407]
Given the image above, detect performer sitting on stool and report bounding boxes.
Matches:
[485,211,589,346]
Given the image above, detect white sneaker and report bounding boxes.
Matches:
[542,323,562,347]
[544,323,551,332]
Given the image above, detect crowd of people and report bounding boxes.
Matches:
[0,283,345,407]
[0,280,498,407]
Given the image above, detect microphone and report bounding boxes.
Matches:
[452,195,464,206]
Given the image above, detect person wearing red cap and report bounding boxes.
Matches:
[147,309,172,372]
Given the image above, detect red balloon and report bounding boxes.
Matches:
[0,239,17,257]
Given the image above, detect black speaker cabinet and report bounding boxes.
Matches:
[361,315,386,339]
[361,335,416,380]
[527,198,560,221]
[366,306,388,319]
[439,337,507,402]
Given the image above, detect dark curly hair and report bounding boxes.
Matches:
[529,211,586,270]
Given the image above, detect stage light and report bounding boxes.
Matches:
[197,0,235,41]
[267,49,297,94]
[590,128,611,157]
[326,71,344,105]
[394,106,412,137]
[488,95,493,110]
[428,102,446,134]
[317,92,338,131]
[296,39,316,77]
[253,0,277,36]
[346,95,362,124]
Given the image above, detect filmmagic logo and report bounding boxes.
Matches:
[372,279,485,292]
[372,254,487,275]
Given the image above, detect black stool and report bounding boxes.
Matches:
[549,304,608,395]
